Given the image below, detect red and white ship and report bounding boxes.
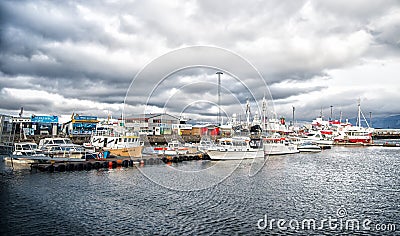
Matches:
[333,100,373,144]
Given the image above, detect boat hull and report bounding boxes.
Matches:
[298,147,321,152]
[207,149,264,160]
[264,144,299,155]
[108,146,143,158]
[4,157,37,164]
[4,156,86,163]
[48,153,84,159]
[334,137,372,144]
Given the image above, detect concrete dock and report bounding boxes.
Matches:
[29,153,210,173]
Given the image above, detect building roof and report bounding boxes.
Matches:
[124,113,180,121]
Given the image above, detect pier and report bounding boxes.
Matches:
[373,129,400,139]
[29,153,210,173]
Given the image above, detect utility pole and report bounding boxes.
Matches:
[369,112,372,128]
[216,72,223,125]
[330,105,333,121]
[320,106,323,119]
[292,106,295,127]
[357,99,361,127]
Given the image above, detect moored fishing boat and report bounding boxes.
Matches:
[302,130,334,146]
[197,136,218,153]
[206,136,264,160]
[89,127,144,158]
[154,139,190,155]
[334,127,373,144]
[39,137,87,158]
[4,142,45,164]
[297,142,322,152]
[263,136,299,155]
[333,100,374,144]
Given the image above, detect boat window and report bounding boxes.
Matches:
[54,140,64,144]
[119,138,122,143]
[124,138,127,142]
[65,139,72,144]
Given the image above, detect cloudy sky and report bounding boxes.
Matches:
[1,0,399,123]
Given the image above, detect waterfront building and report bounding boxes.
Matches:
[191,124,219,136]
[172,124,193,135]
[124,113,181,136]
[30,115,59,136]
[12,117,33,137]
[0,114,13,154]
[64,114,99,136]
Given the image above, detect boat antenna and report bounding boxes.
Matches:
[216,72,223,125]
[246,97,251,128]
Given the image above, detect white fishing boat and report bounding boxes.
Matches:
[89,127,143,157]
[297,142,322,152]
[39,137,86,158]
[154,139,190,155]
[263,137,299,155]
[13,142,45,156]
[4,142,45,164]
[206,136,264,160]
[197,136,218,153]
[334,126,373,144]
[41,144,86,158]
[302,130,334,146]
[38,137,75,149]
[333,100,374,144]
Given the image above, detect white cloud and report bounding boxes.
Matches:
[0,0,399,121]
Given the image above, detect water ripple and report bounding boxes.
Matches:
[1,146,399,235]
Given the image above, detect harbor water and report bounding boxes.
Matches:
[1,146,399,235]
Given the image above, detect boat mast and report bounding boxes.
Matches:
[262,96,267,131]
[246,98,251,128]
[357,99,361,128]
[356,99,370,128]
[216,72,223,125]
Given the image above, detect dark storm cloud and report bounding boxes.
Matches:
[0,0,399,120]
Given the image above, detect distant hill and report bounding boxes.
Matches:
[371,115,400,129]
[346,115,400,129]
